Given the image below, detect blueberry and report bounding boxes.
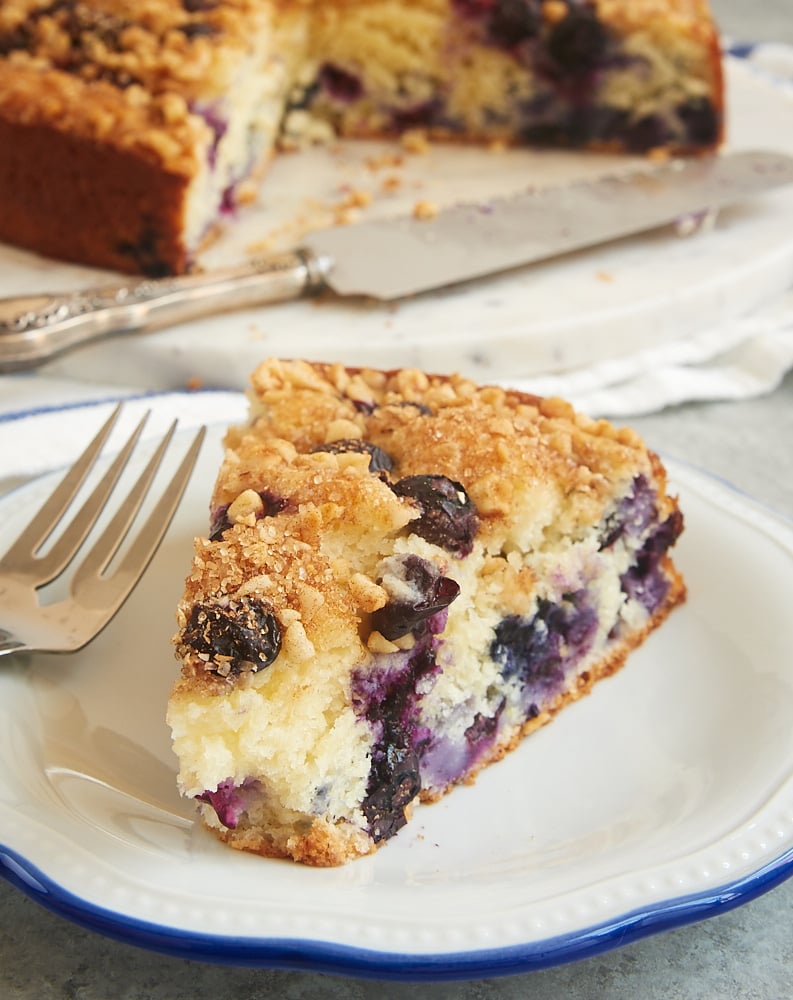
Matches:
[116,225,171,278]
[196,779,246,828]
[219,182,237,214]
[371,555,460,640]
[353,637,440,843]
[491,591,597,695]
[391,99,444,131]
[547,5,610,75]
[521,120,571,146]
[677,96,720,146]
[193,103,228,168]
[464,701,504,748]
[453,0,495,20]
[311,439,393,474]
[391,475,479,556]
[318,63,363,102]
[488,0,542,47]
[620,509,684,614]
[361,745,421,843]
[599,475,656,550]
[196,777,261,829]
[208,505,230,540]
[572,104,631,143]
[395,400,433,416]
[626,113,672,153]
[208,489,286,540]
[352,398,377,416]
[352,633,440,842]
[182,596,282,676]
[0,24,32,55]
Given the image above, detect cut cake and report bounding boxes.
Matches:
[0,0,723,275]
[167,358,686,865]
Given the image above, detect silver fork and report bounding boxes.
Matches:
[0,405,205,656]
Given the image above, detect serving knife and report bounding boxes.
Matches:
[2,148,793,371]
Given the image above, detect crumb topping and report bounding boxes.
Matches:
[174,359,664,692]
[0,0,277,168]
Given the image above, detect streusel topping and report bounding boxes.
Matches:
[0,0,277,169]
[174,359,672,694]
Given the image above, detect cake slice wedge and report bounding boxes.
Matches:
[167,358,685,865]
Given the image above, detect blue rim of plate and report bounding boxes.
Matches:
[2,842,793,981]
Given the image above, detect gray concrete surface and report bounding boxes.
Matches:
[2,2,793,997]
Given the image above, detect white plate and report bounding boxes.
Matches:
[5,56,793,391]
[1,402,793,981]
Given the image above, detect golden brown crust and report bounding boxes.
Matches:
[208,814,376,866]
[0,113,192,274]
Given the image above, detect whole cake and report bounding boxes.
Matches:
[167,358,686,865]
[0,0,723,275]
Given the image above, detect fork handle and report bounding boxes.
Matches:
[0,249,331,371]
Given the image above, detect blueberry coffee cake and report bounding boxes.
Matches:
[0,0,723,275]
[167,358,686,865]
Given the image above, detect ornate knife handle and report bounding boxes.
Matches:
[0,249,330,371]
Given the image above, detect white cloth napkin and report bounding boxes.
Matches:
[509,287,793,416]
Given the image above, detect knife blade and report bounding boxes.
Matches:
[2,149,793,370]
[307,149,793,299]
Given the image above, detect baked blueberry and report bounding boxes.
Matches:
[491,591,598,694]
[208,489,287,540]
[678,96,720,146]
[391,475,479,555]
[626,113,672,152]
[362,745,421,842]
[312,439,393,474]
[599,475,656,550]
[620,510,684,613]
[182,596,282,676]
[547,4,610,75]
[115,225,170,278]
[318,63,363,102]
[372,554,460,640]
[355,640,439,842]
[183,0,220,11]
[391,98,444,131]
[488,0,542,48]
[196,778,258,828]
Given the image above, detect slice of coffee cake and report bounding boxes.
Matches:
[167,359,685,865]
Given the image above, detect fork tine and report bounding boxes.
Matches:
[0,403,122,575]
[70,425,206,616]
[0,406,150,588]
[70,417,178,580]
